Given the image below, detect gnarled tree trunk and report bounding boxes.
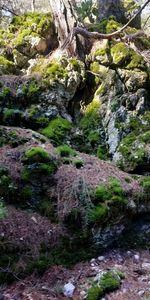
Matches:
[48,0,86,58]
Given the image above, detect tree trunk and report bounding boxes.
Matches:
[31,0,35,12]
[48,0,86,58]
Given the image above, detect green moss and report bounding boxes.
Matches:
[86,285,103,300]
[111,42,145,69]
[73,159,84,168]
[79,99,104,154]
[99,271,121,292]
[57,144,77,157]
[0,56,16,74]
[11,13,53,49]
[97,145,109,160]
[3,109,23,125]
[41,117,72,146]
[15,28,32,47]
[94,177,127,208]
[23,147,50,164]
[88,205,108,223]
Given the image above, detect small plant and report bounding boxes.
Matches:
[73,159,84,168]
[23,147,50,164]
[57,145,77,157]
[99,271,121,292]
[86,285,103,300]
[88,205,108,223]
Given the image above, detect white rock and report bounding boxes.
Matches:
[90,258,96,263]
[91,263,95,267]
[63,282,75,297]
[80,290,86,297]
[138,290,145,296]
[98,256,105,261]
[134,254,140,262]
[142,263,150,270]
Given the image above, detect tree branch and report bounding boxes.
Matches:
[61,0,150,49]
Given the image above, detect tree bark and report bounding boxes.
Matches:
[48,0,87,58]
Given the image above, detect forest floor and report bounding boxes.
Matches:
[1,248,150,300]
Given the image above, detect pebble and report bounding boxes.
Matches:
[134,254,140,262]
[63,282,75,297]
[98,256,105,261]
[90,258,96,263]
[138,290,145,296]
[142,263,150,270]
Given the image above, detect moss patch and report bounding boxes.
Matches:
[41,117,72,146]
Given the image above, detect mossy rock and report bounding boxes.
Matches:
[111,42,145,69]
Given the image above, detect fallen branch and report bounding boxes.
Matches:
[61,0,150,49]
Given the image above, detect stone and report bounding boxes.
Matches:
[98,256,105,261]
[142,263,150,271]
[63,282,75,297]
[134,254,140,262]
[138,290,145,296]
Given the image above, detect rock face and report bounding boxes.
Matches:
[88,35,150,173]
[0,8,150,290]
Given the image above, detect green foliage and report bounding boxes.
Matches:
[86,285,103,300]
[97,145,108,160]
[3,108,23,125]
[57,144,77,157]
[23,147,50,164]
[45,62,68,79]
[75,0,98,23]
[0,166,17,201]
[0,56,16,74]
[11,12,52,48]
[99,271,121,292]
[88,205,108,223]
[94,177,127,206]
[79,100,104,154]
[0,202,7,219]
[73,159,84,168]
[41,117,72,146]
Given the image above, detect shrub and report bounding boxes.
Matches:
[57,144,77,157]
